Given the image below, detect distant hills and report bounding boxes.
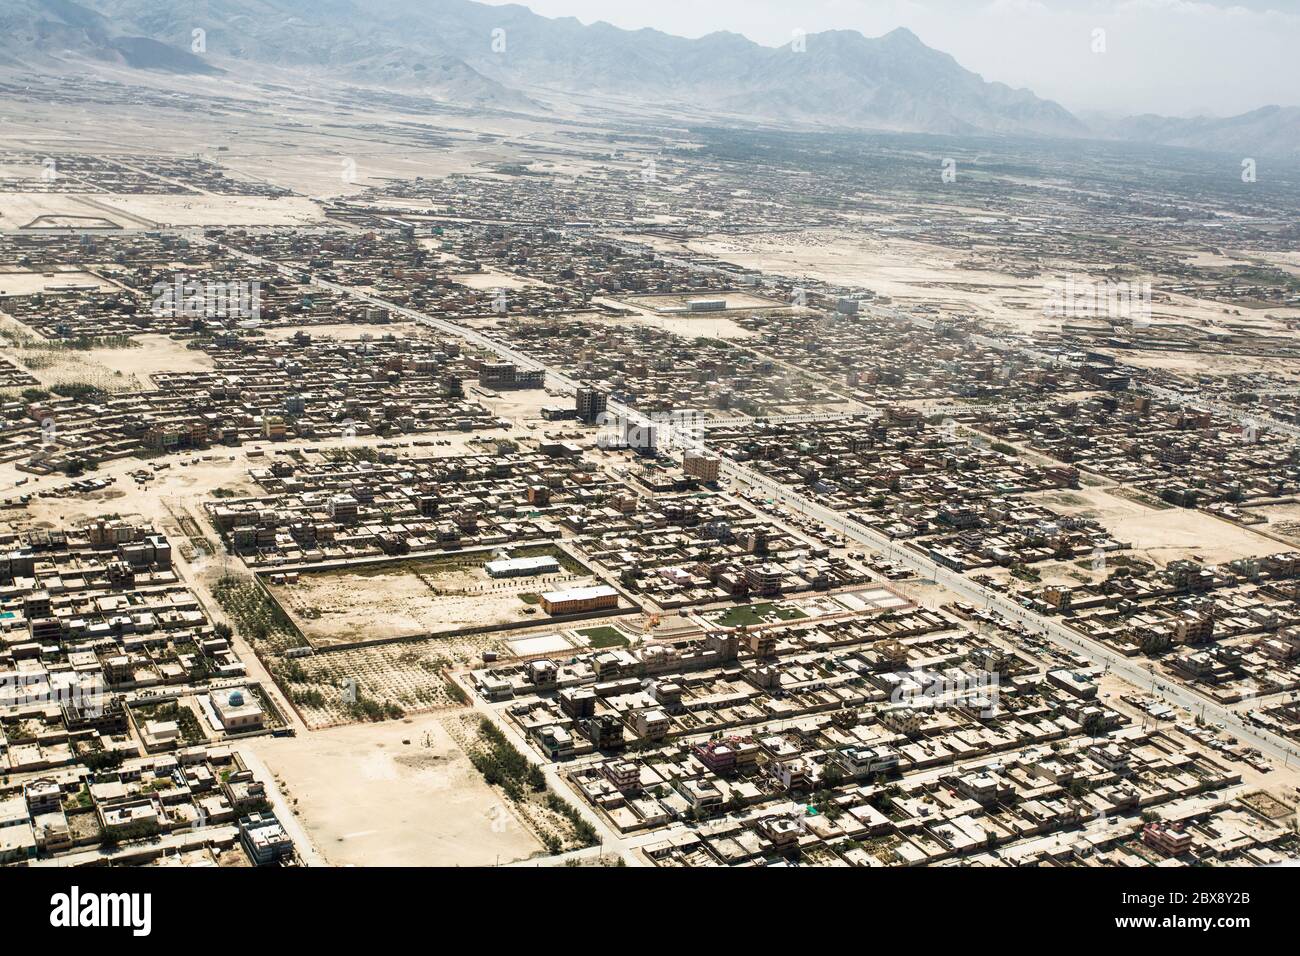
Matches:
[2,0,1296,155]
[0,0,220,74]
[1095,106,1300,159]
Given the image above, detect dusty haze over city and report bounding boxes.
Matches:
[493,0,1300,116]
[0,0,1297,912]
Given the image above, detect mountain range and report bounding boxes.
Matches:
[3,0,1297,155]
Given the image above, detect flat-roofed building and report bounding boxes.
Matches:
[1143,822,1192,857]
[211,686,264,732]
[240,811,293,865]
[687,298,727,312]
[485,555,560,578]
[603,759,641,793]
[541,584,618,616]
[575,385,607,425]
[683,452,721,482]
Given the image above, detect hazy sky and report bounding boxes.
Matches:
[484,0,1300,117]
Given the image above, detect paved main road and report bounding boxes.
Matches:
[719,464,1300,767]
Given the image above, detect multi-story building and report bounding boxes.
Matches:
[575,384,607,425]
[683,452,721,482]
[1143,822,1192,857]
[240,812,294,865]
[744,564,783,596]
[541,584,619,616]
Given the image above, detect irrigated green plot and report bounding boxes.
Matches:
[577,625,629,648]
[712,602,809,628]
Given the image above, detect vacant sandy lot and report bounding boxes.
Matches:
[247,713,543,866]
[471,383,571,422]
[0,193,132,229]
[629,229,1300,347]
[622,290,785,312]
[0,270,116,296]
[102,193,324,227]
[270,555,598,645]
[261,321,428,341]
[0,326,213,392]
[449,269,544,291]
[1099,349,1300,378]
[1240,501,1300,545]
[1030,487,1282,566]
[590,296,759,340]
[0,192,322,229]
[637,228,1037,319]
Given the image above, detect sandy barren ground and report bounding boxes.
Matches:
[449,269,544,291]
[0,270,117,296]
[0,192,323,229]
[637,228,1038,317]
[0,60,622,200]
[0,321,214,393]
[260,321,429,341]
[471,384,573,423]
[1030,486,1284,566]
[1098,349,1300,378]
[630,229,1300,349]
[622,290,785,311]
[246,713,543,867]
[1240,501,1300,546]
[589,296,759,340]
[271,560,598,646]
[94,193,324,227]
[0,193,128,229]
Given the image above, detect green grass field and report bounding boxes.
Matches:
[577,626,629,648]
[712,602,808,628]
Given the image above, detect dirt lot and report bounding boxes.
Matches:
[0,317,213,393]
[1030,486,1284,565]
[621,290,785,312]
[1243,500,1300,544]
[0,270,116,296]
[269,553,599,646]
[0,191,322,229]
[589,296,759,340]
[261,321,429,341]
[629,228,1300,346]
[448,269,545,291]
[471,383,569,423]
[247,713,543,866]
